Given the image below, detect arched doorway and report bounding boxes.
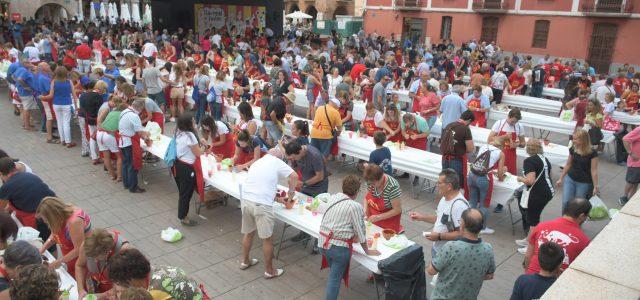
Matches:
[333,5,348,17]
[306,5,318,19]
[289,3,300,13]
[35,3,69,23]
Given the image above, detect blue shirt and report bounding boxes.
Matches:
[41,39,52,54]
[15,68,35,97]
[440,94,467,128]
[37,73,52,96]
[369,147,392,176]
[7,61,22,84]
[400,113,430,133]
[104,68,120,92]
[375,67,391,83]
[0,172,55,213]
[52,80,73,105]
[11,23,22,36]
[423,52,434,67]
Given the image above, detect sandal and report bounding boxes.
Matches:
[46,139,60,144]
[239,258,259,270]
[264,269,284,279]
[180,219,199,226]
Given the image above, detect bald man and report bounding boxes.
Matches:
[408,70,431,112]
[36,62,56,143]
[427,208,496,299]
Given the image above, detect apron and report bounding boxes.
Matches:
[412,82,425,113]
[8,202,36,228]
[172,158,205,202]
[497,121,518,174]
[574,99,588,128]
[319,198,355,287]
[235,144,264,165]
[404,128,426,150]
[467,97,486,128]
[140,108,165,133]
[483,164,498,208]
[361,116,380,137]
[86,230,125,293]
[365,178,403,233]
[385,120,403,142]
[53,209,91,278]
[211,130,236,159]
[118,111,143,171]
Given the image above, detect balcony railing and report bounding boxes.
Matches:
[395,0,421,9]
[581,0,633,15]
[472,0,509,12]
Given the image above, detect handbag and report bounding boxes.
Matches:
[520,155,548,209]
[603,115,621,131]
[324,105,338,144]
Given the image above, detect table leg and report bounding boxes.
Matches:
[275,223,289,259]
[373,275,381,300]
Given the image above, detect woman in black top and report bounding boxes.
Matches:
[557,129,599,211]
[274,70,292,97]
[516,139,554,235]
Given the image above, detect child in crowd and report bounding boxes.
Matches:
[251,81,263,107]
[369,131,392,176]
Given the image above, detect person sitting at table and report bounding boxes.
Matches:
[107,248,208,299]
[564,90,590,133]
[0,157,55,242]
[467,135,507,235]
[319,175,380,300]
[200,115,235,160]
[9,264,61,300]
[173,114,204,227]
[379,104,403,143]
[400,113,430,151]
[369,132,393,176]
[360,101,383,137]
[37,197,93,278]
[291,120,310,146]
[236,101,262,136]
[240,147,297,279]
[556,130,599,211]
[0,240,44,294]
[585,99,604,151]
[75,228,131,298]
[621,82,640,111]
[466,85,491,128]
[233,129,264,171]
[363,164,403,233]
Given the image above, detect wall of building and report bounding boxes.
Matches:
[284,0,354,19]
[9,0,78,20]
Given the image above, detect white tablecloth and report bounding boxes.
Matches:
[502,94,562,114]
[612,111,640,126]
[542,87,564,99]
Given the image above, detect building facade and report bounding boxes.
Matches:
[284,0,357,19]
[7,0,146,23]
[364,0,640,73]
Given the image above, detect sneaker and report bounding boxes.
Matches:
[480,227,495,235]
[619,196,628,206]
[517,246,528,254]
[493,204,504,213]
[515,238,528,247]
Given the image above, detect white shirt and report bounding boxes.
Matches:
[433,193,469,251]
[215,121,229,135]
[176,131,198,164]
[242,154,294,206]
[326,74,343,98]
[490,72,508,90]
[595,84,615,103]
[476,145,502,169]
[23,46,39,62]
[208,80,228,103]
[73,31,84,44]
[8,48,20,61]
[211,34,221,48]
[523,69,533,85]
[118,108,144,147]
[491,119,524,136]
[142,42,158,58]
[364,111,384,126]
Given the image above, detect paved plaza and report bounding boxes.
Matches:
[0,89,625,299]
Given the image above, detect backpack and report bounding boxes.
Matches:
[163,134,177,168]
[440,122,458,156]
[470,147,493,176]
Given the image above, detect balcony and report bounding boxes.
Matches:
[581,0,633,17]
[472,0,509,13]
[395,0,421,10]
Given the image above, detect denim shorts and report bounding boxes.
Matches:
[310,138,333,157]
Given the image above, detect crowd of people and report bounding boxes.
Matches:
[0,14,639,299]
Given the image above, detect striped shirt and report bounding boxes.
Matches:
[318,193,367,249]
[367,174,402,209]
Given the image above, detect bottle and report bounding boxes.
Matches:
[372,234,379,250]
[366,221,372,239]
[297,200,305,215]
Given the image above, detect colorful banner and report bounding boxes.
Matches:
[194,4,266,35]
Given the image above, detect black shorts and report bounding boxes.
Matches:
[626,167,640,184]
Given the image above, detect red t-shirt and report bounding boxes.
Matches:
[350,64,366,83]
[508,73,525,90]
[63,50,77,67]
[541,64,552,81]
[526,217,590,274]
[613,77,629,95]
[75,44,92,60]
[551,63,563,78]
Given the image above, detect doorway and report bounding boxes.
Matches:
[35,3,69,23]
[587,23,618,74]
[480,16,499,43]
[402,18,425,45]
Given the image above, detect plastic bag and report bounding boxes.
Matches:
[161,227,183,243]
[559,110,575,122]
[588,195,609,220]
[145,121,162,141]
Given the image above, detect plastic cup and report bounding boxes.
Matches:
[366,238,373,248]
[217,164,221,171]
[348,132,353,138]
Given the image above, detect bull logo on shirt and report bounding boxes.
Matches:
[538,230,581,268]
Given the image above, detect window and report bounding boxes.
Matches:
[532,20,550,49]
[440,16,452,40]
[480,17,499,43]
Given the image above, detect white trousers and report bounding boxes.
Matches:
[53,104,72,144]
[78,116,89,155]
[88,125,99,160]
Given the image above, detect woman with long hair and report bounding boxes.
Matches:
[232,129,263,171]
[556,130,599,210]
[172,114,203,226]
[379,103,404,143]
[37,197,93,278]
[585,99,604,150]
[200,115,235,160]
[236,101,261,136]
[169,62,187,120]
[46,66,78,148]
[134,56,146,95]
[96,96,126,181]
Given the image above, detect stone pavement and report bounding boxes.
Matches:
[0,89,627,299]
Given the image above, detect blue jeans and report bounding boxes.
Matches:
[35,96,46,132]
[467,173,489,227]
[121,146,139,192]
[311,138,333,157]
[562,175,592,211]
[531,84,543,98]
[264,120,283,144]
[209,101,222,121]
[442,158,464,188]
[427,115,437,129]
[194,94,207,124]
[320,245,350,300]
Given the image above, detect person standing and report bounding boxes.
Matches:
[490,67,510,104]
[310,98,343,162]
[466,85,491,128]
[369,132,392,176]
[439,85,467,128]
[510,242,563,300]
[118,99,150,193]
[363,164,403,233]
[240,148,298,278]
[488,108,526,174]
[530,63,546,98]
[79,80,103,164]
[619,126,640,206]
[319,175,380,300]
[427,208,495,300]
[143,57,169,115]
[556,130,598,211]
[47,66,78,148]
[75,38,93,74]
[172,114,204,226]
[13,59,38,132]
[524,198,591,274]
[441,110,475,189]
[372,75,389,112]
